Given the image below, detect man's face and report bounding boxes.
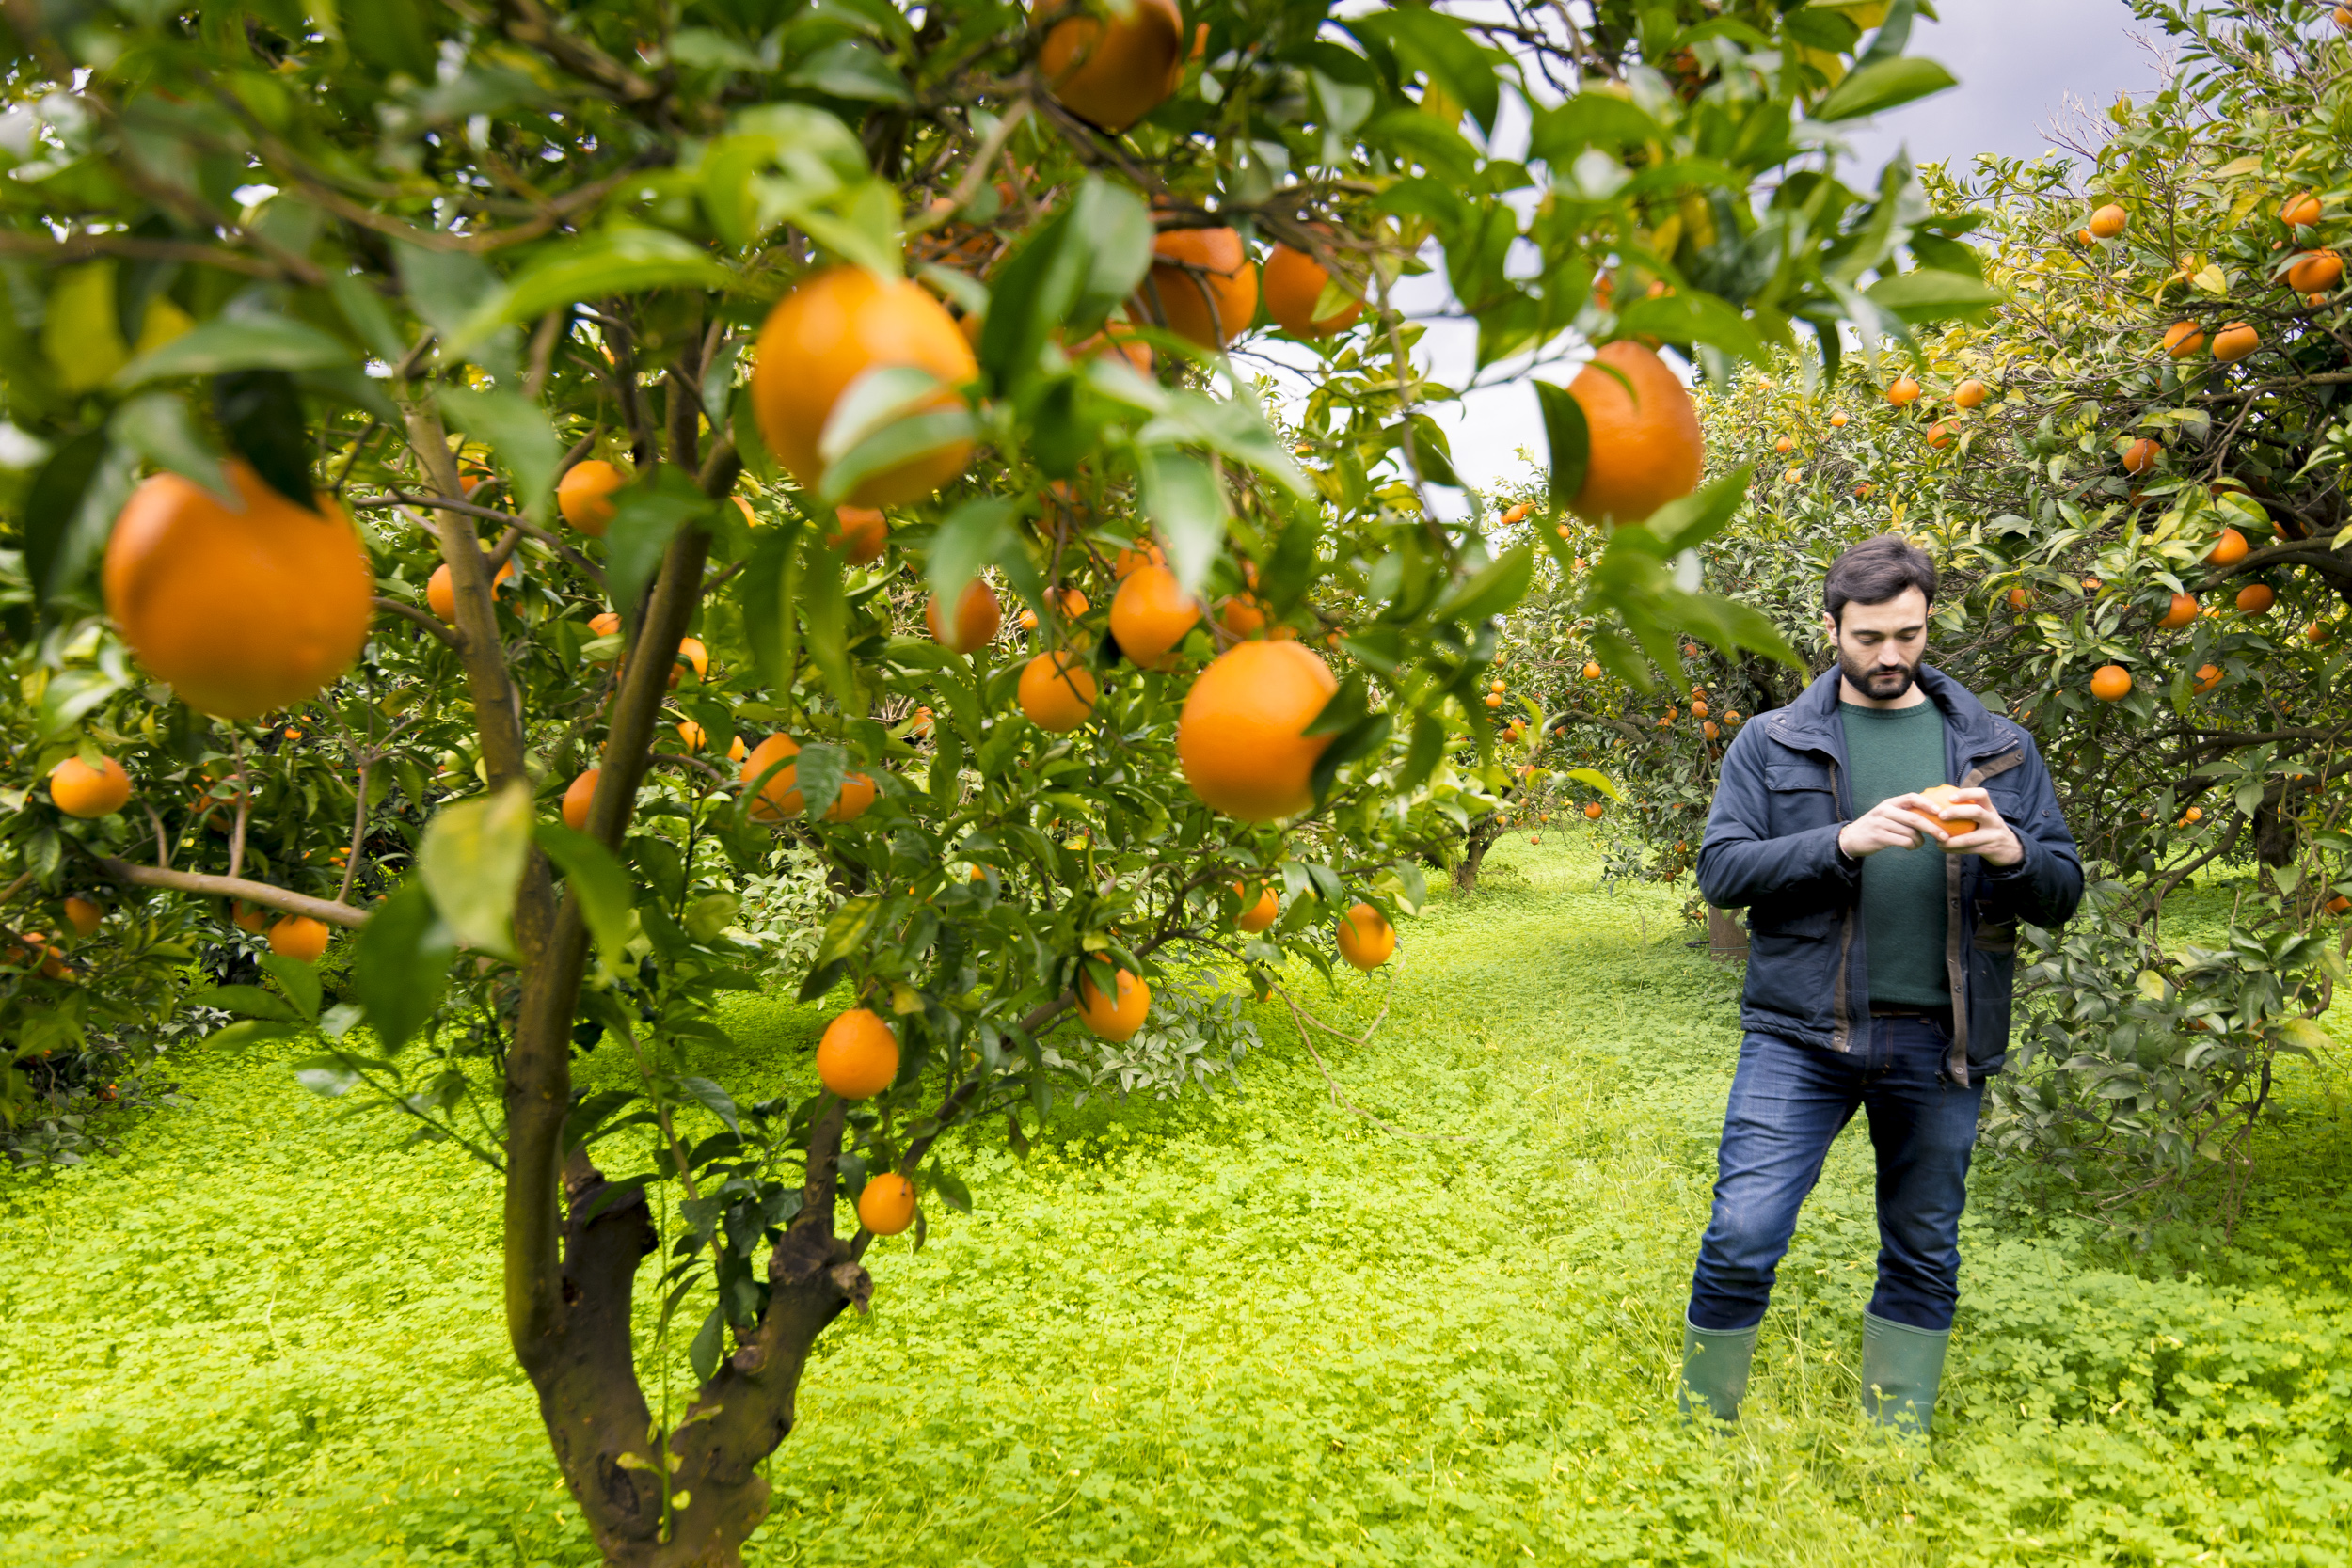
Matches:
[1824,586,1930,701]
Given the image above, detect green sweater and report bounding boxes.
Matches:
[1839,701,1950,1007]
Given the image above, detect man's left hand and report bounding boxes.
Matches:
[1935,786,2024,867]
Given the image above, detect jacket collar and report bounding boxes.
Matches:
[1769,663,2006,761]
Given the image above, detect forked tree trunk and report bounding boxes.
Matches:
[1454,817,1502,891]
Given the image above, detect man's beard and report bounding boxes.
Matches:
[1838,649,1917,700]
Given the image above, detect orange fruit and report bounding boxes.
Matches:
[1216,594,1268,639]
[1335,901,1395,971]
[2307,622,2330,645]
[1484,692,1503,708]
[2162,321,2206,358]
[1583,801,1604,819]
[2236,582,2275,614]
[1773,436,1793,454]
[743,734,804,821]
[1051,585,1090,618]
[2194,663,2224,694]
[1703,721,1721,740]
[427,553,516,622]
[828,505,888,563]
[1019,609,1041,631]
[62,896,103,938]
[1581,660,1603,679]
[2211,321,2259,362]
[557,459,625,536]
[749,265,977,506]
[817,1007,899,1099]
[1262,238,1362,337]
[1109,563,1199,669]
[1887,376,1920,406]
[1829,411,1850,427]
[1925,422,1952,450]
[103,462,373,720]
[1691,699,1709,718]
[2206,527,2249,566]
[2181,806,2203,824]
[2281,191,2322,227]
[2287,251,2343,293]
[677,720,708,750]
[1235,882,1279,933]
[269,915,331,962]
[1035,0,1183,132]
[2157,592,2199,629]
[1073,324,1153,374]
[1136,227,1259,349]
[1499,503,1531,526]
[857,1172,917,1236]
[1076,967,1151,1041]
[668,636,709,689]
[1953,378,1989,409]
[2122,437,2159,475]
[48,755,132,818]
[1563,341,1703,525]
[1177,641,1338,822]
[2088,203,2127,238]
[927,579,1002,653]
[562,768,599,832]
[230,901,269,933]
[1112,540,1166,578]
[828,772,879,823]
[2089,665,2132,702]
[588,610,622,638]
[1019,651,1098,731]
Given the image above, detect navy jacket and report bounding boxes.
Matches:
[1695,664,2082,1084]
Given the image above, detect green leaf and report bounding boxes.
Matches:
[783,38,912,103]
[738,512,805,690]
[605,468,714,624]
[1356,7,1501,135]
[23,431,135,610]
[812,895,882,970]
[114,315,355,386]
[1534,381,1589,518]
[1642,469,1753,555]
[1812,55,1958,122]
[799,540,857,708]
[186,985,299,1022]
[1864,267,2004,324]
[352,881,454,1053]
[418,783,534,957]
[928,1166,973,1213]
[207,1020,307,1050]
[454,229,730,349]
[1563,768,1624,803]
[1613,293,1769,364]
[533,822,637,969]
[979,200,1088,389]
[1139,449,1228,595]
[677,1076,743,1136]
[927,498,1016,616]
[438,387,561,526]
[108,393,230,502]
[214,368,314,510]
[689,1305,725,1385]
[792,740,848,822]
[1432,545,1534,626]
[258,954,323,1021]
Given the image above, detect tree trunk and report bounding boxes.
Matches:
[1454,820,1501,891]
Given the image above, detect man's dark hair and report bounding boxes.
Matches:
[1823,534,1938,624]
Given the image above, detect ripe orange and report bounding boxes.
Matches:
[557,459,625,536]
[1262,238,1362,337]
[230,900,268,933]
[427,553,516,622]
[2162,321,2207,357]
[1953,378,1989,409]
[2236,582,2275,614]
[2307,622,2331,645]
[2122,437,2159,475]
[1019,609,1041,631]
[1215,594,1268,639]
[1499,503,1531,527]
[743,734,804,821]
[562,768,600,831]
[48,755,132,818]
[1019,651,1098,731]
[828,772,878,823]
[1109,563,1199,669]
[2090,664,2132,702]
[829,505,888,563]
[1035,0,1183,133]
[749,265,977,506]
[1925,422,1952,450]
[817,1007,899,1098]
[62,895,103,938]
[269,915,331,962]
[1484,692,1503,708]
[2287,251,2343,293]
[927,579,1002,653]
[2181,806,2203,825]
[1829,411,1850,427]
[857,1172,917,1236]
[104,462,373,721]
[1177,641,1338,822]
[1583,801,1604,819]
[2211,321,2259,362]
[1051,585,1091,618]
[1335,901,1395,970]
[1136,227,1259,349]
[1887,376,1920,407]
[2281,191,2322,227]
[1691,699,1709,718]
[2206,527,2249,566]
[1113,540,1166,578]
[1564,341,1704,525]
[1234,882,1279,933]
[1076,967,1152,1041]
[2008,587,2031,611]
[1581,660,1603,679]
[2088,203,2127,238]
[1773,436,1793,454]
[1703,721,1721,740]
[2194,663,2224,694]
[589,610,622,638]
[2158,592,2199,629]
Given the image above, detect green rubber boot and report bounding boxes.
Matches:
[1677,1316,1757,1423]
[1861,1311,1950,1434]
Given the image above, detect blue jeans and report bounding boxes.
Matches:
[1687,1020,1985,1333]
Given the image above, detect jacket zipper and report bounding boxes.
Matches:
[1830,753,1856,1054]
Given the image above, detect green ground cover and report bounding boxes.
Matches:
[5,838,2349,1566]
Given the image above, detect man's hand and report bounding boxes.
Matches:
[1837,794,1937,860]
[1931,786,2025,867]
[1839,788,2025,865]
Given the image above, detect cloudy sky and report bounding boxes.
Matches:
[1307,0,2172,496]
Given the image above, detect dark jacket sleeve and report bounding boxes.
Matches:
[1974,733,2083,927]
[1694,723,1862,911]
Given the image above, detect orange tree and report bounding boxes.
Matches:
[1516,0,2352,1219]
[0,1,1982,1560]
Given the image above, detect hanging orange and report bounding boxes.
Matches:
[557,460,625,536]
[1035,0,1184,133]
[269,915,331,962]
[927,579,1002,653]
[1136,227,1259,349]
[1262,239,1362,337]
[1335,901,1395,971]
[1176,641,1338,822]
[1019,651,1098,731]
[857,1172,917,1236]
[1234,882,1279,932]
[1076,967,1151,1041]
[1108,563,1199,669]
[2089,665,2132,702]
[1562,341,1703,526]
[48,755,132,818]
[817,1007,899,1099]
[742,735,804,821]
[828,505,889,563]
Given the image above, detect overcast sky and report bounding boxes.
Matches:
[1314,0,2172,497]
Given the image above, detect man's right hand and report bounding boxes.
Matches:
[1837,794,1946,860]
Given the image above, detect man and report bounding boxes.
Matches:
[1678,534,2082,1434]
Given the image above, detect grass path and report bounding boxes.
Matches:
[5,838,2349,1565]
